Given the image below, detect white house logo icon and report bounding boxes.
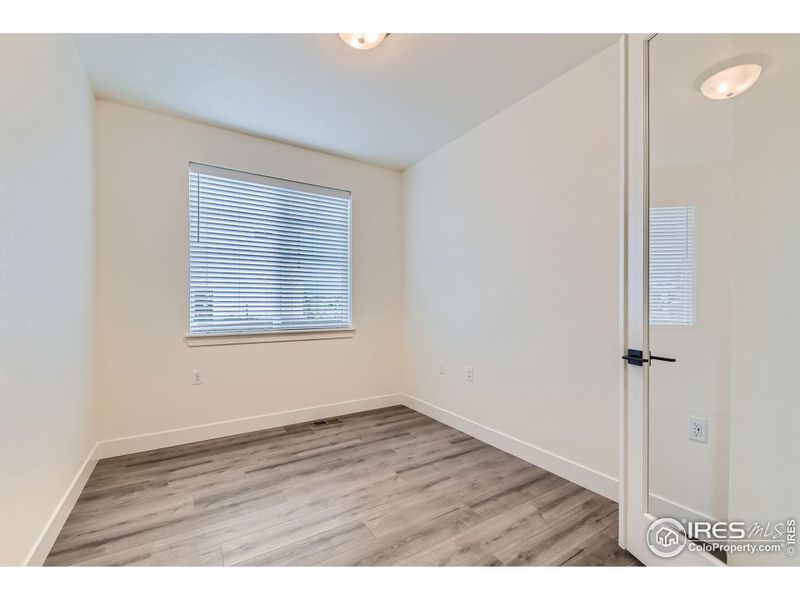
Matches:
[647,518,687,558]
[656,528,678,546]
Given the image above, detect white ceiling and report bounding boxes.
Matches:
[73,34,618,170]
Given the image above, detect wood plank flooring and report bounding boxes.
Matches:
[45,405,640,566]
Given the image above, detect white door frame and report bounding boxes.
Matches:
[618,33,724,567]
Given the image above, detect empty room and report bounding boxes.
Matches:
[2,3,798,590]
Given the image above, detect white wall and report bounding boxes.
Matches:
[402,43,621,486]
[0,35,95,565]
[94,102,403,442]
[728,33,800,566]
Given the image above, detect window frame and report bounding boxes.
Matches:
[185,162,354,345]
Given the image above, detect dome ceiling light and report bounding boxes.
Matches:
[338,33,388,50]
[700,64,762,100]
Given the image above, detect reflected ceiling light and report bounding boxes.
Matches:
[701,64,762,100]
[338,33,387,50]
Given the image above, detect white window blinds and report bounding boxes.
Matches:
[189,163,352,335]
[649,206,695,326]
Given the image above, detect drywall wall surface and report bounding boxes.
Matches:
[402,42,621,480]
[94,101,404,440]
[0,35,96,565]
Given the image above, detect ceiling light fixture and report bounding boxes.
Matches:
[700,64,762,100]
[338,33,388,50]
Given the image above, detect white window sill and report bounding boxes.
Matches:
[185,328,356,347]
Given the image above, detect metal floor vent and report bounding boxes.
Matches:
[310,417,343,428]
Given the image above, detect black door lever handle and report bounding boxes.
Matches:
[622,349,677,366]
[622,354,648,363]
[622,349,647,366]
[650,354,676,363]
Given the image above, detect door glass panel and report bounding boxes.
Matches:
[648,34,800,565]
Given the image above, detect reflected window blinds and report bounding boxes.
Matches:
[649,206,695,326]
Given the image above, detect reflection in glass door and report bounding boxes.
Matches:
[647,34,800,566]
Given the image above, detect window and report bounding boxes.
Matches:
[649,206,695,326]
[189,163,351,336]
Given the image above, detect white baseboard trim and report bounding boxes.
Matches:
[24,443,99,566]
[401,394,619,502]
[649,493,720,525]
[95,393,405,459]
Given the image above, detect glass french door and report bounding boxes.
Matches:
[622,33,799,567]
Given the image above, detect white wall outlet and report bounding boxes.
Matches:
[192,370,203,385]
[466,367,474,383]
[439,361,447,375]
[688,416,707,443]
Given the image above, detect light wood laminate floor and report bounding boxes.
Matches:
[46,406,640,566]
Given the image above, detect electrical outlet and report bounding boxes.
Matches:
[466,367,474,383]
[439,361,447,375]
[192,370,203,385]
[688,416,707,443]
